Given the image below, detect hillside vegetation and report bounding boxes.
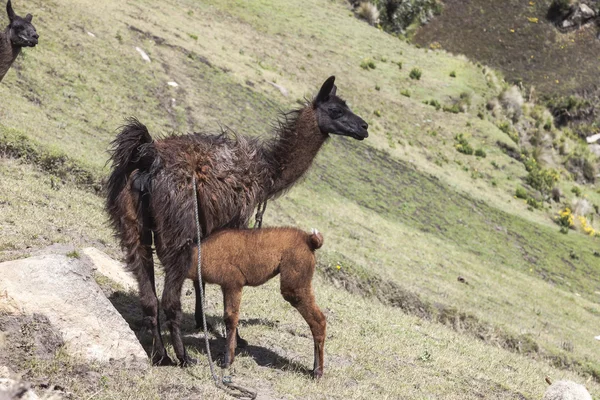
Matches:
[414,0,600,140]
[1,0,600,398]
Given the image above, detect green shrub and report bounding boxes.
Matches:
[396,61,403,69]
[400,89,411,97]
[449,71,456,78]
[497,121,519,143]
[375,84,381,91]
[409,68,422,80]
[425,99,441,110]
[527,197,543,210]
[454,133,474,155]
[524,157,560,195]
[360,58,377,70]
[443,104,460,114]
[497,121,511,134]
[571,186,582,197]
[515,186,528,199]
[475,148,486,158]
[188,33,198,40]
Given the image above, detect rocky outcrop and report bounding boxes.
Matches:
[557,3,597,30]
[0,254,147,365]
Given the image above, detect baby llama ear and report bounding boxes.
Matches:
[311,228,320,235]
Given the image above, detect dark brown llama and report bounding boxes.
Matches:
[0,0,38,82]
[187,227,326,378]
[106,76,368,366]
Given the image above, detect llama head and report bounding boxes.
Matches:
[313,76,369,141]
[6,0,38,48]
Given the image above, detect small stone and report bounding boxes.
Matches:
[135,47,151,63]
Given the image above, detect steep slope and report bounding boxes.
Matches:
[0,0,599,398]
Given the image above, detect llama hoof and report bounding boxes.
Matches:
[180,356,198,367]
[312,368,323,379]
[152,354,175,367]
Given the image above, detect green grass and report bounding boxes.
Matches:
[0,0,599,398]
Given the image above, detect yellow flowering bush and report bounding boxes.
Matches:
[577,216,597,237]
[556,207,574,233]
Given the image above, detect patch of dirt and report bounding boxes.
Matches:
[414,0,600,97]
[0,313,64,371]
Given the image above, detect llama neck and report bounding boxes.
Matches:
[264,106,328,196]
[0,28,21,82]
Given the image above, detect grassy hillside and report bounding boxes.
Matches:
[1,0,600,398]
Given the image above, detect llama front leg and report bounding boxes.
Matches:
[195,279,248,348]
[281,286,326,378]
[222,287,242,369]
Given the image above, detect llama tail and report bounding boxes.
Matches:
[106,118,156,226]
[308,228,324,250]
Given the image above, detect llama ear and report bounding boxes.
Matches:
[315,76,336,105]
[25,13,32,22]
[6,0,16,22]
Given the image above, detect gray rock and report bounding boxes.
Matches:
[0,255,147,365]
[80,247,137,292]
[562,3,596,28]
[586,133,600,144]
[542,380,592,400]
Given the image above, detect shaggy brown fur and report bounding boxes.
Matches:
[188,227,325,378]
[106,76,368,366]
[0,1,38,82]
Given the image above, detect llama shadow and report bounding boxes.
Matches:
[106,290,312,377]
[238,317,279,329]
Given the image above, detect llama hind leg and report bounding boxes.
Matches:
[281,285,326,378]
[162,248,198,367]
[128,244,173,366]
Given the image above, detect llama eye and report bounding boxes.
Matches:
[330,109,343,119]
